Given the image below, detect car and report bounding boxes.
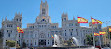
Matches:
[102,47,110,49]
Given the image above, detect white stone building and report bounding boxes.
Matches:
[2,13,22,48]
[1,0,102,48]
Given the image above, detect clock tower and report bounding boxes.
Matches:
[36,0,51,23]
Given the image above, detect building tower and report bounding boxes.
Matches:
[62,13,68,27]
[40,0,48,16]
[36,0,51,23]
[14,12,22,27]
[14,12,22,46]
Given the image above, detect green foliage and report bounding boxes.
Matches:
[65,38,75,46]
[67,39,72,46]
[0,31,3,38]
[85,33,98,45]
[110,32,111,39]
[22,42,26,48]
[106,32,111,40]
[6,40,16,47]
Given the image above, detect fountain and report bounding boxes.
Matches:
[52,34,64,47]
[72,37,80,46]
[37,34,98,49]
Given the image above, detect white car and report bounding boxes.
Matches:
[102,47,110,49]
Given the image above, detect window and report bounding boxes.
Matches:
[65,30,66,32]
[8,33,10,37]
[29,26,34,28]
[35,34,36,37]
[51,26,56,29]
[69,29,73,32]
[76,29,78,36]
[65,33,66,36]
[44,25,46,27]
[55,31,58,33]
[19,40,20,43]
[62,19,63,21]
[35,42,36,45]
[48,40,49,44]
[75,24,78,26]
[72,29,73,31]
[27,40,28,42]
[20,19,21,22]
[38,25,41,28]
[51,31,54,33]
[48,42,49,44]
[69,23,73,26]
[7,30,8,32]
[7,24,13,27]
[17,19,18,21]
[42,25,43,27]
[11,30,12,33]
[70,32,72,36]
[48,34,49,37]
[33,26,34,28]
[19,34,20,37]
[17,41,18,44]
[42,9,45,14]
[52,40,54,45]
[64,18,66,21]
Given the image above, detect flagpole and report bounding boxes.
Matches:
[16,31,17,48]
[99,32,101,48]
[91,17,95,49]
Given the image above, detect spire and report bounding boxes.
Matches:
[45,0,47,3]
[2,17,4,22]
[41,0,43,4]
[18,12,20,15]
[77,15,79,17]
[62,12,64,17]
[63,12,64,14]
[73,16,75,20]
[5,16,7,21]
[21,12,22,16]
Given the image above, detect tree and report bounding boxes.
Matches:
[85,33,98,45]
[22,42,26,48]
[106,32,111,39]
[67,38,73,46]
[109,32,111,39]
[6,40,16,47]
[0,31,3,38]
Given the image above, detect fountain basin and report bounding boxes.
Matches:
[37,46,99,49]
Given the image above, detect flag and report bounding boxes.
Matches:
[91,18,102,24]
[17,26,24,33]
[99,31,106,35]
[109,28,111,32]
[94,32,99,36]
[17,26,20,31]
[78,17,88,23]
[51,35,54,38]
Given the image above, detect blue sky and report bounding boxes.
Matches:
[0,0,111,28]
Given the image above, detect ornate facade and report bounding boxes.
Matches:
[1,0,102,48]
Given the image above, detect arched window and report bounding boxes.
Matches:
[17,19,18,21]
[42,8,45,14]
[39,33,46,38]
[20,19,21,22]
[65,33,66,36]
[8,33,10,37]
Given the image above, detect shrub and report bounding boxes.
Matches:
[6,40,16,47]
